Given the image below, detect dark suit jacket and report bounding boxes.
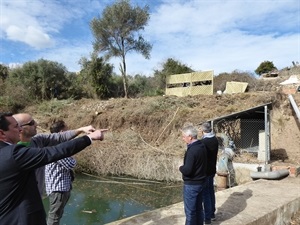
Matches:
[0,136,91,225]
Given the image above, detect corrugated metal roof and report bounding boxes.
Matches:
[206,102,273,123]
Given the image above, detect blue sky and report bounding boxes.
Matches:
[0,0,299,76]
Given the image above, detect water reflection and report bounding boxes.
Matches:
[43,173,183,225]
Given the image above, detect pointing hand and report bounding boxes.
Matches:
[87,129,108,141]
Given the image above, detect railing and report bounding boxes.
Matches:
[288,94,300,122]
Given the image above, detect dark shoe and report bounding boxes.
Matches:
[204,220,211,224]
[211,215,216,221]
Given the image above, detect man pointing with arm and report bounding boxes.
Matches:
[13,113,96,196]
[0,112,107,225]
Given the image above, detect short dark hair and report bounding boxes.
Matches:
[0,112,13,131]
[50,120,66,133]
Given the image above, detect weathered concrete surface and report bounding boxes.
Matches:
[106,176,300,225]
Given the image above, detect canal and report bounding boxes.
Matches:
[43,173,183,225]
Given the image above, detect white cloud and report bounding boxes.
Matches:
[0,0,100,49]
[1,0,299,75]
[1,1,57,49]
[6,25,54,49]
[141,0,300,74]
[35,42,93,72]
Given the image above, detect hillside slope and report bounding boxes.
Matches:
[7,68,300,223]
[24,91,300,180]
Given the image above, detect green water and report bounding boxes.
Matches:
[43,173,183,225]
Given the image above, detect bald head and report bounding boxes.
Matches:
[13,113,37,141]
[13,113,32,126]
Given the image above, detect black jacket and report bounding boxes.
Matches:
[0,136,91,225]
[179,140,207,185]
[201,135,219,176]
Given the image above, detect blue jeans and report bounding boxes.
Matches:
[202,175,216,221]
[183,183,205,225]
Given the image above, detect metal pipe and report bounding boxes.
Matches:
[264,105,270,166]
[288,94,300,123]
[264,105,268,165]
[250,169,289,180]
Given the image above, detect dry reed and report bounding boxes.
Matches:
[75,129,184,182]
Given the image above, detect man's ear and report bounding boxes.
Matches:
[0,129,6,138]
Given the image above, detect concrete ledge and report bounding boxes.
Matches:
[106,177,300,225]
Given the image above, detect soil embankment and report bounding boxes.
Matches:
[25,92,300,181]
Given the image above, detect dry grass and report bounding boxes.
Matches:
[22,89,300,181]
[75,129,183,181]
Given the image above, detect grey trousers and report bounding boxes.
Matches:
[47,191,71,225]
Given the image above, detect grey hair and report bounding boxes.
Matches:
[201,122,212,133]
[181,125,198,139]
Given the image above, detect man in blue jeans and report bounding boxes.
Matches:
[201,122,219,224]
[179,125,207,225]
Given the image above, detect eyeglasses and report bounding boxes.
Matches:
[21,120,36,127]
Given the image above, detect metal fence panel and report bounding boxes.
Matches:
[214,119,265,153]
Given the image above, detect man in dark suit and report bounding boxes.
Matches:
[13,113,96,197]
[0,112,107,225]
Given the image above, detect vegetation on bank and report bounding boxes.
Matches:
[1,65,299,181]
[23,91,288,182]
[1,58,297,114]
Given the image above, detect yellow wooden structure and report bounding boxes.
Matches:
[223,81,248,94]
[165,70,214,97]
